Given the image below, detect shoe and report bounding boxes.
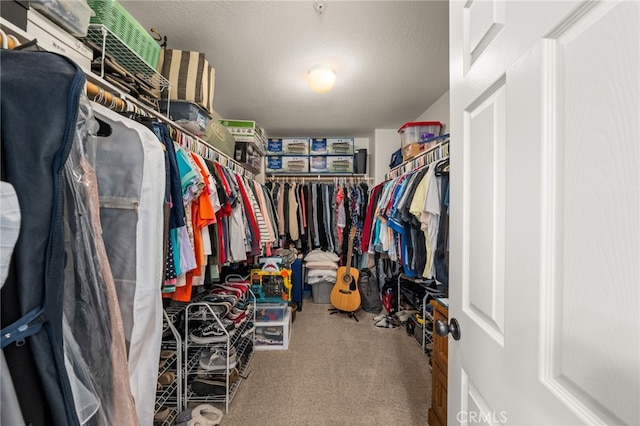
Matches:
[374,318,398,329]
[158,371,176,386]
[203,293,236,307]
[197,367,241,384]
[204,292,238,306]
[202,344,237,359]
[199,350,237,371]
[176,404,223,426]
[227,307,246,321]
[373,313,387,322]
[396,310,418,322]
[240,322,255,338]
[191,378,228,396]
[154,406,172,422]
[211,285,244,298]
[190,323,231,344]
[190,304,230,322]
[263,327,282,337]
[230,311,247,324]
[158,351,176,370]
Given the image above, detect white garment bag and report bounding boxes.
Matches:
[91,103,165,426]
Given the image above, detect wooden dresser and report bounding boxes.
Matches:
[428,299,448,426]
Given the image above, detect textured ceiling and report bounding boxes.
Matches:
[122,0,450,139]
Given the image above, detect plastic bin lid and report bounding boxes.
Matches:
[398,121,443,133]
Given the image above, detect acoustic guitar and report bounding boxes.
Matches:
[330,227,361,312]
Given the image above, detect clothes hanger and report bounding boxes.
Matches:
[94,117,113,137]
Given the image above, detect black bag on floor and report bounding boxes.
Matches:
[358,268,382,314]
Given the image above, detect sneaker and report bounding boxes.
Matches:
[396,310,418,322]
[373,313,387,322]
[202,344,237,358]
[190,323,231,344]
[202,290,239,306]
[240,322,255,338]
[190,379,228,396]
[191,305,229,321]
[374,318,398,329]
[203,294,237,308]
[211,285,244,298]
[199,350,237,371]
[227,307,246,320]
[230,311,247,324]
[197,367,241,383]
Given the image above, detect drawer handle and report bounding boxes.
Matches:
[435,318,461,341]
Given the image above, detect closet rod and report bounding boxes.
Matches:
[268,175,373,183]
[385,139,450,180]
[83,73,255,179]
[86,81,127,111]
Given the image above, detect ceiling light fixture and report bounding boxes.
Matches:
[307,65,336,94]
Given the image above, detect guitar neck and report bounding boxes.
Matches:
[345,228,355,275]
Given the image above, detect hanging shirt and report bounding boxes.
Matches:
[288,183,299,241]
[421,167,441,278]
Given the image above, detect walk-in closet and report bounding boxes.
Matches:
[2,1,638,425]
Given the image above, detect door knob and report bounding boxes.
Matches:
[435,318,461,340]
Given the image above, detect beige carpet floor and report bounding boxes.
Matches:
[220,299,432,425]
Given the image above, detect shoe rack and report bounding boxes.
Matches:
[397,274,446,362]
[183,287,256,413]
[154,309,183,425]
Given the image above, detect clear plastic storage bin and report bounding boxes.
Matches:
[31,0,94,36]
[398,121,443,146]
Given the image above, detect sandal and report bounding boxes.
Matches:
[158,371,176,386]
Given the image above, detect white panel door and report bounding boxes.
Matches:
[449,1,639,424]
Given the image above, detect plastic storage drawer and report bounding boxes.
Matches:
[255,308,291,350]
[255,303,288,322]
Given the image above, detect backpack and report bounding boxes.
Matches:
[358,268,382,314]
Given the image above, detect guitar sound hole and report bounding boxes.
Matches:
[342,276,352,285]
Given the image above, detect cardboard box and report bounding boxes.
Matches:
[309,155,328,173]
[326,138,354,155]
[267,138,309,155]
[402,141,440,161]
[220,119,265,138]
[310,138,355,155]
[327,156,354,173]
[310,138,327,155]
[266,156,309,173]
[310,155,353,173]
[402,143,424,161]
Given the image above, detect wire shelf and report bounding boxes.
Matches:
[84,24,171,91]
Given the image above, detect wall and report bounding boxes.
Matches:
[372,129,401,183]
[414,90,450,134]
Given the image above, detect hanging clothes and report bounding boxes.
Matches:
[92,102,166,426]
[1,49,138,426]
[366,155,449,282]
